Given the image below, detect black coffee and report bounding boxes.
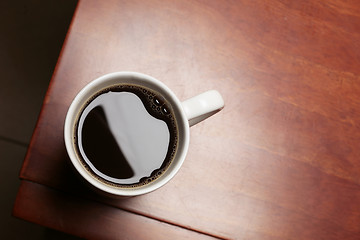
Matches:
[74,84,178,188]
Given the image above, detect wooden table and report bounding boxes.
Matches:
[13,0,360,239]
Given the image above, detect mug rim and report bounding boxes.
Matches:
[64,72,190,196]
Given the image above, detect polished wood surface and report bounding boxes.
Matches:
[14,0,360,239]
[13,181,215,240]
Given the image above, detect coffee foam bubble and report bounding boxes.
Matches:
[74,84,179,189]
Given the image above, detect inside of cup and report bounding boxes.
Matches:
[64,72,190,196]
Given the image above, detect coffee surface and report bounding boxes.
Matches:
[75,85,178,188]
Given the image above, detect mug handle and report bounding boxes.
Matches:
[181,90,224,127]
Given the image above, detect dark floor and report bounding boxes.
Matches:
[0,1,81,239]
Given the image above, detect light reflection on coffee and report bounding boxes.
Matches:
[74,84,178,188]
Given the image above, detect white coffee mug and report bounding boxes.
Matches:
[64,72,224,197]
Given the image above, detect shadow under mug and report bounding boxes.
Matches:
[64,72,224,197]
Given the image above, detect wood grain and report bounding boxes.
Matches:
[13,181,216,240]
[15,0,360,239]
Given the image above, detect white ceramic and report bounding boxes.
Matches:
[64,72,224,197]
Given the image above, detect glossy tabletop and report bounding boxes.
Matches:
[13,0,360,239]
